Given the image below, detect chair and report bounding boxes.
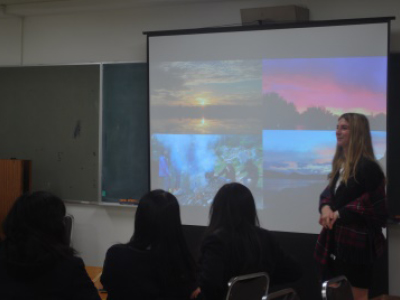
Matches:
[267,288,300,300]
[225,272,269,300]
[322,275,353,300]
[64,214,74,246]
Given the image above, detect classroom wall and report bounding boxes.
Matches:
[1,0,400,295]
[0,18,22,65]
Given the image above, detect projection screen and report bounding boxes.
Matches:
[147,19,390,234]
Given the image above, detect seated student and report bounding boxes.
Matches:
[101,189,197,300]
[0,191,100,300]
[194,182,302,300]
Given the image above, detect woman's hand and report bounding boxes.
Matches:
[319,206,338,229]
[191,287,201,299]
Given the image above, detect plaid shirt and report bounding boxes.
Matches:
[314,179,387,267]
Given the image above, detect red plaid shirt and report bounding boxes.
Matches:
[314,179,387,266]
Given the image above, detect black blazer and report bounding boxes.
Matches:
[198,227,302,300]
[0,251,100,300]
[330,157,384,225]
[101,244,195,300]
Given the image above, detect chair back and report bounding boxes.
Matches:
[226,272,269,300]
[322,275,353,300]
[63,214,74,246]
[267,288,300,300]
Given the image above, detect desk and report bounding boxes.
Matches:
[85,266,107,300]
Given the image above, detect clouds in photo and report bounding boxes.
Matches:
[151,60,262,106]
[262,57,387,116]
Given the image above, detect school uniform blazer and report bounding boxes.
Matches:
[0,249,100,300]
[315,157,387,266]
[101,244,195,300]
[198,227,302,300]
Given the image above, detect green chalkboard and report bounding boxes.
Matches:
[101,63,149,203]
[0,65,100,201]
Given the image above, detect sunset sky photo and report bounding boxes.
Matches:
[151,60,262,107]
[262,57,387,117]
[150,60,263,133]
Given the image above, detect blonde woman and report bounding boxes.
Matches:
[314,113,387,300]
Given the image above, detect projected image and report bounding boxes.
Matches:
[263,130,332,192]
[263,130,387,193]
[151,134,262,207]
[150,60,262,134]
[371,131,387,173]
[150,56,388,211]
[149,22,389,232]
[262,57,387,130]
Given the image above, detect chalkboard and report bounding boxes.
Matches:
[0,65,100,201]
[101,63,149,203]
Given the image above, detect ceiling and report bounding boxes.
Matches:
[0,0,69,4]
[0,0,199,3]
[0,0,236,16]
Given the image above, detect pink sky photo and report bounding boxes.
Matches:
[262,57,387,116]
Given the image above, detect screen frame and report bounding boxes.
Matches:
[145,17,394,229]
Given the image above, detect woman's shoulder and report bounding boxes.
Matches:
[105,243,156,267]
[356,157,384,178]
[55,256,86,271]
[202,227,274,247]
[106,243,130,254]
[49,256,89,283]
[255,227,278,245]
[106,243,150,256]
[204,227,271,238]
[255,227,271,234]
[356,157,384,190]
[357,157,383,171]
[200,229,233,254]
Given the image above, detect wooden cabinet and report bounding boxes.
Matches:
[0,159,31,235]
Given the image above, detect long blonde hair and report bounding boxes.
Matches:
[329,113,376,186]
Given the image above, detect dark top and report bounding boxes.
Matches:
[0,246,100,300]
[330,157,384,225]
[101,244,195,300]
[315,157,387,265]
[198,227,302,300]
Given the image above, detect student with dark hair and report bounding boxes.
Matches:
[0,191,100,300]
[101,189,197,300]
[195,182,302,300]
